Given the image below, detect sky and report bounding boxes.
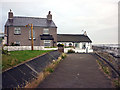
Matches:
[0,0,119,44]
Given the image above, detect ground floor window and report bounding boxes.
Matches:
[44,40,51,47]
[69,43,72,47]
[75,43,79,48]
[14,41,20,46]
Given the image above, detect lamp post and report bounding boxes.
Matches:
[26,24,34,50]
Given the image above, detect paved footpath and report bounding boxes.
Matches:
[37,54,113,88]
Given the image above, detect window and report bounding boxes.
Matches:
[43,28,49,34]
[44,40,50,47]
[69,43,72,46]
[82,43,86,49]
[29,30,35,39]
[14,27,21,34]
[75,43,79,48]
[14,41,20,46]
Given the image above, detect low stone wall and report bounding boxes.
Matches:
[64,48,93,53]
[2,50,61,88]
[3,46,93,53]
[3,46,58,51]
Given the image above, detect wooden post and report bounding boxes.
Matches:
[31,24,34,50]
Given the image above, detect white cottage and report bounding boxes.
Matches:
[57,32,93,53]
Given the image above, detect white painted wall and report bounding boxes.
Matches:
[57,42,93,53]
[3,42,93,53]
[3,46,58,51]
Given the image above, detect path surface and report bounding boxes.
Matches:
[37,54,113,88]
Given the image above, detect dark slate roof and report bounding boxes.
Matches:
[40,34,54,40]
[57,34,92,43]
[5,16,57,28]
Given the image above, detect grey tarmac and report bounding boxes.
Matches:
[37,53,113,88]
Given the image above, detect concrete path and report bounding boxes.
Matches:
[37,54,113,88]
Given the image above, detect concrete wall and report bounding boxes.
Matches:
[3,46,58,51]
[4,45,93,53]
[2,50,61,88]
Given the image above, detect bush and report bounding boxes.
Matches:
[10,42,20,46]
[61,53,67,59]
[3,44,8,46]
[45,46,57,48]
[67,49,75,53]
[57,44,64,47]
[2,48,8,55]
[45,67,54,73]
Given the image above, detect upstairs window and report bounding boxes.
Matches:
[29,30,35,39]
[43,28,49,34]
[14,27,21,34]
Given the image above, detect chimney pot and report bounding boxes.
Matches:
[8,9,13,23]
[47,11,52,21]
[84,31,87,36]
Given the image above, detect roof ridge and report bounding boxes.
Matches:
[57,34,85,35]
[14,16,46,19]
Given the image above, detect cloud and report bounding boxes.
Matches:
[0,0,119,44]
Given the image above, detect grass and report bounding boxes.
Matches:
[25,53,67,88]
[44,67,54,73]
[113,79,120,88]
[44,46,57,48]
[2,50,52,71]
[102,66,110,75]
[96,59,120,88]
[44,53,67,73]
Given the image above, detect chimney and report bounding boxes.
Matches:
[84,31,87,36]
[47,11,52,21]
[8,9,13,23]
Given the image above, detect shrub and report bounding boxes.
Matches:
[57,44,64,47]
[61,53,67,59]
[67,49,75,53]
[3,44,8,46]
[2,48,8,55]
[10,42,15,46]
[10,42,20,46]
[45,46,57,48]
[45,67,54,73]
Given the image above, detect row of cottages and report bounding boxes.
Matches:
[4,10,93,53]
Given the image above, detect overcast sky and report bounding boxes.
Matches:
[0,0,119,44]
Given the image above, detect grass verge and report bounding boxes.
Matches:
[96,59,120,88]
[2,50,52,71]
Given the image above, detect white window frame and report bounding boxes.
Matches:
[14,41,20,45]
[82,43,86,49]
[44,40,51,47]
[43,28,49,34]
[29,30,35,39]
[75,43,79,48]
[14,27,21,34]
